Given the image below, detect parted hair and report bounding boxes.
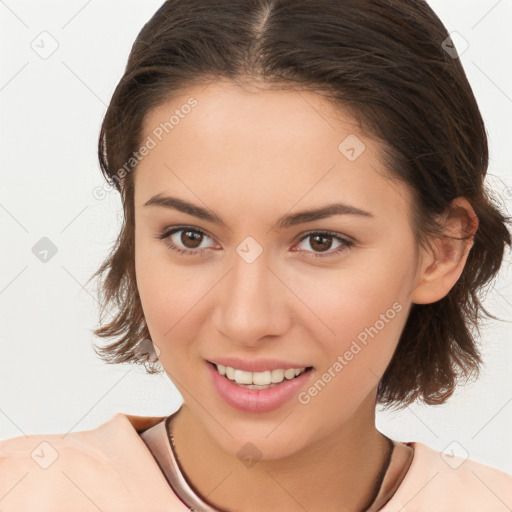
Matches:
[89,0,511,408]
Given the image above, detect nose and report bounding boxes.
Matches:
[212,248,291,347]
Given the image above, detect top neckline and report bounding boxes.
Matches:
[140,409,415,512]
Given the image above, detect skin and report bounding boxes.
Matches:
[133,79,478,512]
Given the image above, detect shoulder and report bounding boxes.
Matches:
[0,412,167,512]
[382,441,512,512]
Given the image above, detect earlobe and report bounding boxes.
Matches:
[411,197,478,305]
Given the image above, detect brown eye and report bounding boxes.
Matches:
[309,234,333,252]
[181,230,203,249]
[157,226,216,256]
[294,231,354,258]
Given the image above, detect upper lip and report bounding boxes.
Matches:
[207,357,313,373]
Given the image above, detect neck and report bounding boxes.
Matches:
[171,391,390,512]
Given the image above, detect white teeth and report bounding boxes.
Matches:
[234,369,253,385]
[284,368,296,379]
[214,364,307,385]
[271,369,284,383]
[253,370,272,386]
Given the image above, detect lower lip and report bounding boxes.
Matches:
[206,361,314,414]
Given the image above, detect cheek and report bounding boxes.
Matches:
[296,250,412,390]
[135,242,213,369]
[295,276,409,430]
[300,260,409,344]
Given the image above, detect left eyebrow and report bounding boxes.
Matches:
[143,194,374,229]
[275,203,374,229]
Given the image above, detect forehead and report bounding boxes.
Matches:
[135,80,411,222]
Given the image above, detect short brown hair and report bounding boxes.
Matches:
[89,0,511,408]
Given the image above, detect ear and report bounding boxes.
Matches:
[411,197,479,305]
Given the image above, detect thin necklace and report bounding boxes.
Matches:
[168,419,395,512]
[359,436,395,511]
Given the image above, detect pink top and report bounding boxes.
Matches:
[1,411,511,511]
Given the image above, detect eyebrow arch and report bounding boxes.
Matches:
[143,194,374,229]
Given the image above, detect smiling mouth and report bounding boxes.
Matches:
[208,361,314,389]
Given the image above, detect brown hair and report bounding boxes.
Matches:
[89,0,511,408]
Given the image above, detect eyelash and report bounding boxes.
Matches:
[155,226,355,259]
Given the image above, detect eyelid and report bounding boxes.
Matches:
[294,229,354,244]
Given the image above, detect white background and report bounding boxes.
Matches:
[1,0,511,475]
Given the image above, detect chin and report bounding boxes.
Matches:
[201,414,314,461]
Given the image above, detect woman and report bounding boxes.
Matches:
[1,0,511,510]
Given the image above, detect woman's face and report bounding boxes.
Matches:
[134,80,425,459]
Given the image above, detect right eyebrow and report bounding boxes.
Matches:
[143,194,224,224]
